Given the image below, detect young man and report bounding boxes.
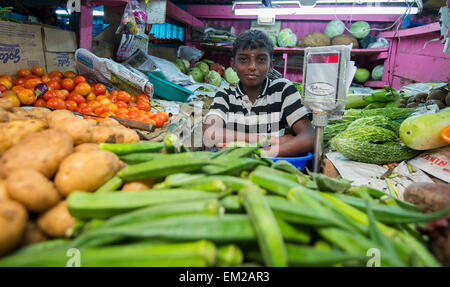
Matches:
[203,29,314,157]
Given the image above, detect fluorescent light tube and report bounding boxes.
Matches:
[234,6,420,15]
[55,9,104,16]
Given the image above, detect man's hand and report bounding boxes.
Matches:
[267,135,294,146]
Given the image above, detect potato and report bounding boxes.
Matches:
[26,107,52,120]
[0,129,74,179]
[91,126,125,144]
[0,119,49,154]
[75,143,99,153]
[11,107,29,117]
[55,150,121,197]
[404,183,450,213]
[51,117,93,145]
[115,126,140,143]
[121,179,157,191]
[0,180,9,202]
[37,201,75,238]
[99,117,121,127]
[20,221,48,247]
[46,109,75,127]
[0,200,28,256]
[0,98,13,111]
[6,169,61,212]
[0,107,9,122]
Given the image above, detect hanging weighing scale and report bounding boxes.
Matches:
[302,45,355,172]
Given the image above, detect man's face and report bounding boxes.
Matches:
[231,46,274,89]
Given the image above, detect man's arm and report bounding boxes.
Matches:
[203,115,268,148]
[264,117,315,157]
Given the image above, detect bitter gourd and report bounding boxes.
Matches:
[331,138,420,164]
[337,125,397,143]
[346,116,401,134]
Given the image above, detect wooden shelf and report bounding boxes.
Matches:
[199,44,388,55]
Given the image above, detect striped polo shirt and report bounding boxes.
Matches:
[205,77,310,136]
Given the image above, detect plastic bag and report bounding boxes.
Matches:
[177,46,204,62]
[116,0,147,36]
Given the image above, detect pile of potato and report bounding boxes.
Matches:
[0,103,141,257]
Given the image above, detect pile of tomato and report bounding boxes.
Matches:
[0,67,169,127]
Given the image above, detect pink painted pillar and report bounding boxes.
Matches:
[80,0,94,50]
[282,52,288,78]
[385,37,398,87]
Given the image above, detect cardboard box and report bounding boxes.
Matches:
[0,21,46,75]
[42,27,78,73]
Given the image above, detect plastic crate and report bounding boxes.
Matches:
[268,152,314,172]
[147,72,193,102]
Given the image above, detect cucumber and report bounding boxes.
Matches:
[399,108,450,150]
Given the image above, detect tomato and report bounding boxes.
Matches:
[87,100,101,110]
[98,98,111,106]
[78,103,88,109]
[74,75,87,85]
[115,112,129,119]
[86,92,96,101]
[49,75,62,83]
[137,93,148,101]
[128,102,138,109]
[94,105,109,115]
[24,78,42,89]
[152,114,165,128]
[110,90,120,98]
[61,78,75,91]
[130,95,138,103]
[49,71,63,79]
[33,98,47,107]
[60,89,70,98]
[80,106,94,115]
[17,68,31,78]
[128,110,139,120]
[3,94,21,107]
[137,100,150,111]
[100,112,114,118]
[41,74,51,84]
[54,90,66,100]
[0,78,13,90]
[11,86,24,94]
[109,94,118,103]
[117,91,131,103]
[43,91,57,101]
[63,71,76,78]
[65,100,78,111]
[74,82,91,96]
[47,97,65,109]
[129,106,139,112]
[14,78,26,87]
[67,92,86,105]
[93,83,106,96]
[47,79,61,91]
[17,89,36,105]
[115,100,128,109]
[31,66,45,77]
[158,111,169,122]
[145,118,156,125]
[135,114,148,122]
[117,108,129,114]
[106,103,118,113]
[0,75,14,83]
[0,84,6,93]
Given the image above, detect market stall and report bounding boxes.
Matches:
[0,0,449,269]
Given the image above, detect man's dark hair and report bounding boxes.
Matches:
[232,30,274,59]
